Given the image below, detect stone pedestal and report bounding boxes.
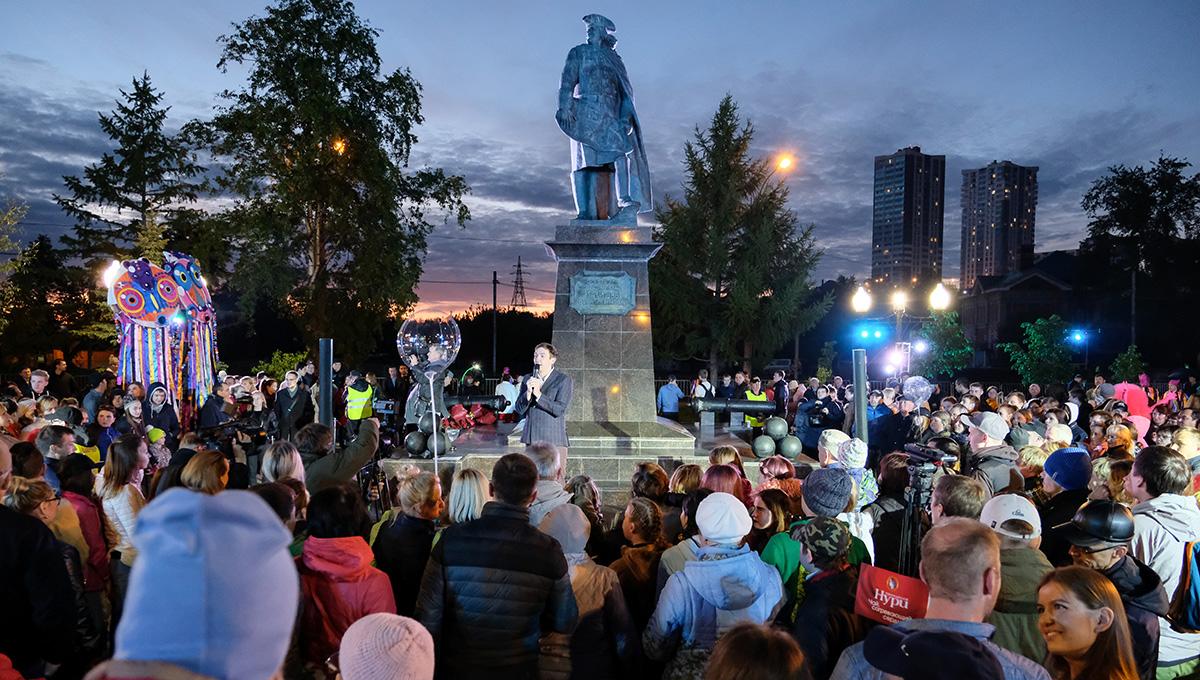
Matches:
[545,220,696,455]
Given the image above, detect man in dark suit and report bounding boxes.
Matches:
[514,342,574,464]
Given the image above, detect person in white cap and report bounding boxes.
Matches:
[962,411,1021,495]
[643,492,783,680]
[980,494,1053,664]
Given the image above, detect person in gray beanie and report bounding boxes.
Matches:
[762,467,872,621]
[802,467,855,518]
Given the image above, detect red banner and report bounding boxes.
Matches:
[854,564,929,625]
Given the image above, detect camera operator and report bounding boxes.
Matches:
[198,383,234,430]
[961,412,1022,496]
[295,416,380,496]
[795,384,844,456]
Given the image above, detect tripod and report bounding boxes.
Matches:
[897,462,936,577]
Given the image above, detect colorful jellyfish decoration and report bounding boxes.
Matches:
[103,252,219,408]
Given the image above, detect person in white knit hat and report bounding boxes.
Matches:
[828,437,878,510]
[338,613,435,680]
[643,492,783,680]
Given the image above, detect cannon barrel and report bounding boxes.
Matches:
[445,394,510,410]
[692,397,777,414]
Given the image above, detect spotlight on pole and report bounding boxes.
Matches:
[913,340,929,354]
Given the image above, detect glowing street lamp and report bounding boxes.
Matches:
[775,155,795,172]
[929,283,952,311]
[890,290,909,313]
[851,286,873,314]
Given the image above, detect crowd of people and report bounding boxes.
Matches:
[4,357,1200,679]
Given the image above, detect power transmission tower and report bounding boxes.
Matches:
[510,256,529,308]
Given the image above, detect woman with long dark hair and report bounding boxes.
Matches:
[1037,566,1137,680]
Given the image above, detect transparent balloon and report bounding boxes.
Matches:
[397,316,461,377]
[902,375,934,407]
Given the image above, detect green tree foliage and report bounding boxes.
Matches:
[1082,155,1200,277]
[999,315,1073,386]
[650,96,829,375]
[0,236,112,359]
[251,349,310,380]
[55,73,204,269]
[1109,344,1145,383]
[911,311,974,380]
[191,0,469,359]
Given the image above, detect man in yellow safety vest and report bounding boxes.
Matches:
[344,370,375,439]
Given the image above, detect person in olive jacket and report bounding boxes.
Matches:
[415,453,578,679]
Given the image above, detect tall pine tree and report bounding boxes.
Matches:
[55,72,204,268]
[650,96,829,375]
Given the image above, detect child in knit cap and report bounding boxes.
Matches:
[827,437,878,510]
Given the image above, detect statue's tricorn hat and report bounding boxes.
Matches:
[582,14,616,31]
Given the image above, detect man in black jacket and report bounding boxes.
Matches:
[198,383,233,430]
[1062,500,1170,680]
[416,453,578,679]
[771,370,790,418]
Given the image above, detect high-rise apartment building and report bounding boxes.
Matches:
[959,160,1039,290]
[871,146,946,288]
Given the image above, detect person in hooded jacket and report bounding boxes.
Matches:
[539,504,638,680]
[143,382,179,450]
[525,442,572,527]
[296,484,396,670]
[1124,447,1200,678]
[644,492,784,680]
[1062,500,1169,680]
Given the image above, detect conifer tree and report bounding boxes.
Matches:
[650,95,828,375]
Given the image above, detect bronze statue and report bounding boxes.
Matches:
[556,14,651,223]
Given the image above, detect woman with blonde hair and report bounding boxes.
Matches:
[374,469,443,616]
[260,439,305,483]
[708,445,747,477]
[180,450,230,495]
[669,463,703,495]
[99,433,148,630]
[1038,566,1137,680]
[447,467,488,525]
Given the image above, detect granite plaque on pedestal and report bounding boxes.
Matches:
[570,271,635,315]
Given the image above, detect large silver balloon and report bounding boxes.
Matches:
[902,375,934,407]
[397,316,461,374]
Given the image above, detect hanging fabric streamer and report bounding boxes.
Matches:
[103,252,220,410]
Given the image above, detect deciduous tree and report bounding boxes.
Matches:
[192,0,469,358]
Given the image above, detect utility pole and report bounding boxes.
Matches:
[492,270,498,376]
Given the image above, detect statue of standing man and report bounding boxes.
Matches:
[556,14,651,223]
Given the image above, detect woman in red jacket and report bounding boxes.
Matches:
[296,484,395,670]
